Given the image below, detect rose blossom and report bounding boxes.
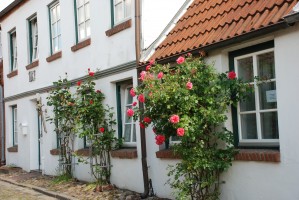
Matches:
[139,71,146,81]
[89,100,93,104]
[143,117,151,124]
[228,71,236,80]
[99,127,105,133]
[186,81,193,90]
[146,65,151,71]
[139,122,145,129]
[155,135,165,145]
[138,94,145,103]
[177,128,185,137]
[130,88,136,97]
[127,108,134,117]
[96,90,101,93]
[149,59,155,65]
[89,71,95,76]
[176,56,185,64]
[169,115,180,124]
[157,72,164,79]
[132,102,137,106]
[77,81,82,86]
[152,127,157,134]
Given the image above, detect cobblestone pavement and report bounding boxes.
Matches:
[0,180,57,200]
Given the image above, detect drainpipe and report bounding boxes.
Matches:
[0,84,5,166]
[135,0,149,198]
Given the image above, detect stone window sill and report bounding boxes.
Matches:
[7,70,18,78]
[25,60,39,70]
[110,148,137,159]
[71,38,91,52]
[234,149,280,162]
[105,19,131,37]
[75,148,90,157]
[7,146,18,153]
[156,149,181,159]
[46,51,62,62]
[50,148,60,155]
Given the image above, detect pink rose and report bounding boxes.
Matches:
[130,88,136,97]
[155,135,165,145]
[143,117,151,124]
[139,122,145,129]
[132,102,137,106]
[146,65,151,71]
[127,108,134,117]
[228,71,236,80]
[99,127,105,133]
[149,59,155,65]
[177,128,185,137]
[169,115,180,124]
[157,72,164,79]
[89,71,95,76]
[139,71,146,81]
[138,94,145,103]
[186,81,193,90]
[176,56,185,64]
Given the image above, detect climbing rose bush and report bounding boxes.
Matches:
[128,54,252,199]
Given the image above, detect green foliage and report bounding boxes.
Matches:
[52,173,73,184]
[131,55,252,199]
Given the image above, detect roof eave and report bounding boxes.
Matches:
[0,0,24,21]
[284,12,299,24]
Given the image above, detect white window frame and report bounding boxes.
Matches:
[50,2,61,53]
[10,30,17,71]
[76,0,90,41]
[235,48,279,147]
[113,0,131,25]
[29,16,38,62]
[12,106,18,146]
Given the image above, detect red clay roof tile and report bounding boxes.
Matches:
[150,0,298,61]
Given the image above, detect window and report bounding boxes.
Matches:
[12,106,18,146]
[28,16,38,62]
[49,1,61,54]
[75,0,90,42]
[111,0,131,26]
[9,30,17,71]
[116,81,136,147]
[230,41,279,147]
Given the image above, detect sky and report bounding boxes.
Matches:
[0,0,14,12]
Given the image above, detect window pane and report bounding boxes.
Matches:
[53,37,58,52]
[240,114,257,139]
[58,35,61,51]
[79,24,85,40]
[259,81,277,110]
[115,3,123,23]
[124,124,131,142]
[51,7,57,22]
[132,124,136,142]
[52,24,57,37]
[125,0,131,17]
[56,5,60,19]
[85,2,90,19]
[57,20,61,35]
[240,90,255,111]
[257,52,275,79]
[86,20,91,37]
[261,112,279,139]
[77,0,84,7]
[78,7,84,23]
[237,57,253,82]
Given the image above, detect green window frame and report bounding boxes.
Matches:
[229,41,279,148]
[9,30,17,71]
[110,0,132,27]
[12,106,18,146]
[48,1,61,55]
[28,15,38,63]
[74,0,90,43]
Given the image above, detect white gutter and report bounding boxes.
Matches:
[0,84,5,165]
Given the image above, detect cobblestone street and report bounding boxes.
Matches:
[0,180,57,200]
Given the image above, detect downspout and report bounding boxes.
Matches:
[135,0,149,198]
[0,84,5,166]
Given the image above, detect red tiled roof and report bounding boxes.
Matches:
[150,0,298,61]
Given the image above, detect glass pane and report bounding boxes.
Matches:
[257,52,275,79]
[237,57,253,82]
[126,88,133,104]
[124,124,131,142]
[79,24,85,40]
[56,5,60,20]
[115,4,123,23]
[58,35,61,51]
[240,114,257,139]
[86,20,91,37]
[52,24,57,37]
[78,7,84,23]
[261,112,279,139]
[57,20,61,35]
[132,124,136,142]
[259,81,277,110]
[53,38,58,52]
[240,90,255,111]
[125,0,131,17]
[85,2,90,19]
[77,0,84,7]
[51,7,57,22]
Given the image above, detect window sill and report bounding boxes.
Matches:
[7,70,18,78]
[156,149,181,159]
[25,60,39,70]
[50,148,60,155]
[105,19,132,37]
[75,148,90,157]
[46,51,62,62]
[234,149,280,162]
[7,146,18,153]
[71,38,91,52]
[110,148,137,159]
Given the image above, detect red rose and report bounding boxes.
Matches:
[96,90,101,93]
[146,65,151,71]
[88,68,90,72]
[169,115,180,124]
[99,127,105,133]
[77,81,82,86]
[152,127,157,134]
[89,71,95,76]
[127,109,134,117]
[143,117,151,124]
[186,81,193,90]
[177,128,185,137]
[139,122,145,129]
[228,71,236,80]
[130,88,136,97]
[132,102,137,106]
[138,94,145,103]
[89,100,93,104]
[155,135,165,145]
[176,56,185,64]
[157,72,164,79]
